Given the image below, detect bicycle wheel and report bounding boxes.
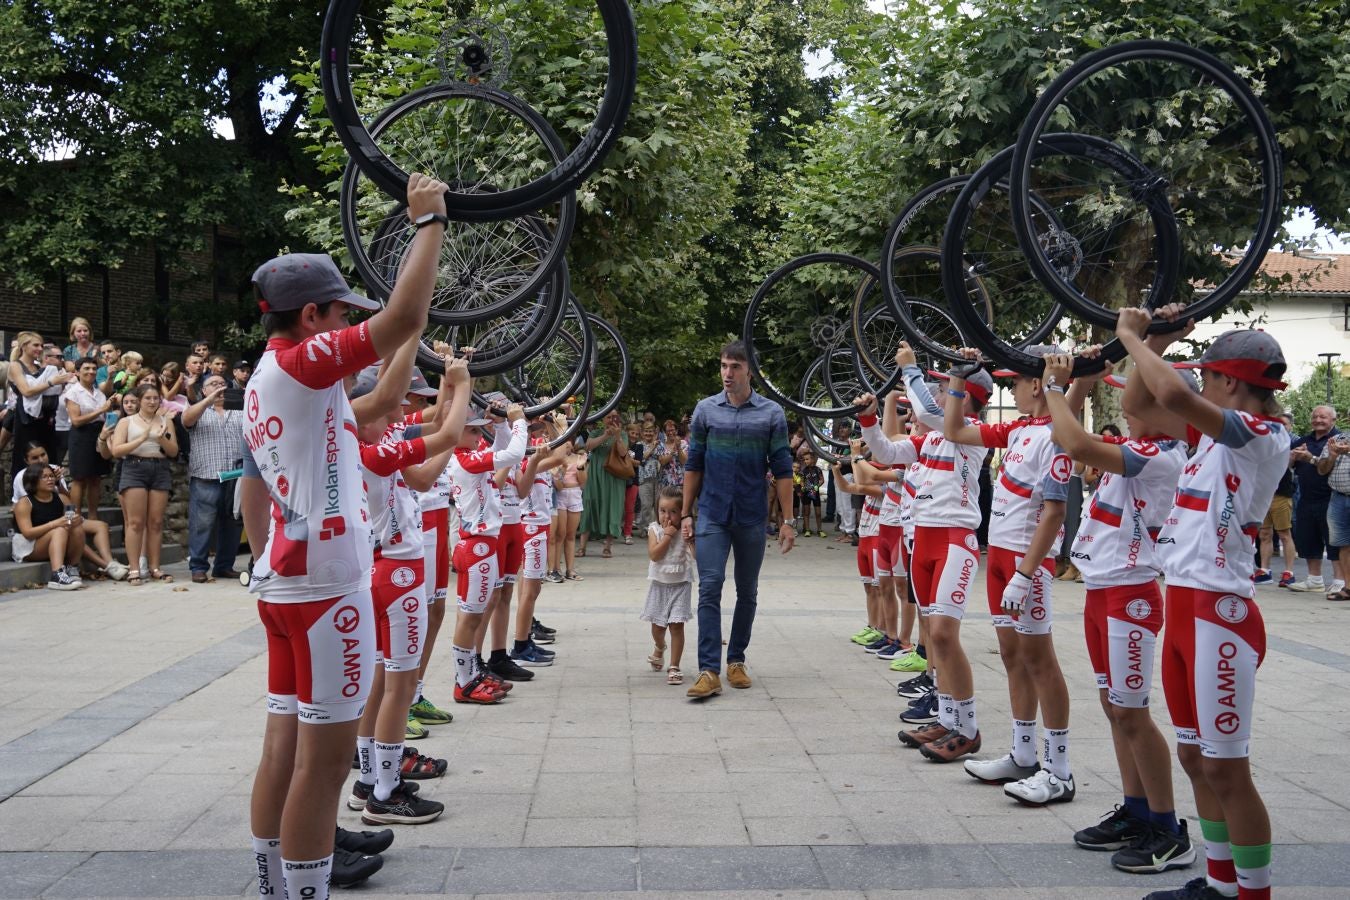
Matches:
[941,134,1179,376]
[820,346,865,408]
[583,313,631,425]
[489,292,593,417]
[321,0,637,220]
[744,253,899,418]
[340,83,576,323]
[1010,40,1280,327]
[861,244,987,370]
[416,258,568,376]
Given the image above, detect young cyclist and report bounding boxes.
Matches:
[510,417,571,666]
[350,352,470,826]
[863,344,993,760]
[831,457,886,653]
[1117,307,1287,900]
[447,401,529,702]
[239,172,450,900]
[1040,352,1195,875]
[945,345,1092,802]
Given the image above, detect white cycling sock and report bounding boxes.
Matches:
[938,693,956,729]
[452,644,476,687]
[355,736,374,784]
[373,741,403,802]
[1012,719,1038,766]
[251,836,281,898]
[1044,727,1071,779]
[282,856,331,900]
[957,697,977,739]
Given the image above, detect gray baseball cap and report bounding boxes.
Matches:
[1173,329,1287,389]
[929,367,995,405]
[350,364,409,404]
[253,253,380,314]
[407,367,437,397]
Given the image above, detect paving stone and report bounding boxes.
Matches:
[745,815,862,846]
[636,811,748,847]
[639,846,828,890]
[0,851,90,899]
[0,794,113,850]
[522,816,638,847]
[41,849,249,897]
[443,847,638,893]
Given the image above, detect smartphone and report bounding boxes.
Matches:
[105,411,120,428]
[223,388,246,411]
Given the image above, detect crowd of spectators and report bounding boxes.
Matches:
[1,318,247,589]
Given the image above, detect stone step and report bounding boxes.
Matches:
[0,525,124,561]
[0,543,186,592]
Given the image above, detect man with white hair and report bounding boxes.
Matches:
[1288,405,1344,595]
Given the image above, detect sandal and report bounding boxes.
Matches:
[149,569,174,583]
[565,571,584,581]
[399,746,447,780]
[1328,589,1350,603]
[127,570,144,586]
[601,546,612,558]
[647,644,666,670]
[667,666,684,685]
[623,536,633,545]
[576,546,587,557]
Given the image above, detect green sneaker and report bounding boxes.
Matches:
[405,714,429,741]
[851,626,882,645]
[890,650,928,672]
[410,696,453,725]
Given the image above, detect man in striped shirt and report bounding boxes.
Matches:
[681,341,795,699]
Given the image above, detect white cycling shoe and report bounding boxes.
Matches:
[964,753,1040,784]
[1005,768,1076,806]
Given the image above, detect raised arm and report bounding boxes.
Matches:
[1116,306,1217,440]
[352,333,421,426]
[363,174,449,359]
[943,350,986,445]
[1041,354,1128,476]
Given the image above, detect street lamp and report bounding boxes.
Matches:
[1318,352,1340,404]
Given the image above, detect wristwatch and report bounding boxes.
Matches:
[412,212,449,230]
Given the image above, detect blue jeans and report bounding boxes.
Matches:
[695,520,767,673]
[188,477,242,575]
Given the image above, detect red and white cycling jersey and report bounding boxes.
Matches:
[246,324,379,602]
[395,410,452,514]
[519,438,554,526]
[499,466,523,526]
[897,460,922,535]
[980,416,1069,553]
[1072,436,1187,588]
[867,419,986,531]
[449,420,528,536]
[857,493,882,539]
[1157,411,1291,596]
[361,437,427,561]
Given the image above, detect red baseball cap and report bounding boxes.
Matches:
[1172,329,1287,390]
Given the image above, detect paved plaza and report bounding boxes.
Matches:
[1,536,1348,899]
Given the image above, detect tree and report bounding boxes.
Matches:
[285,0,859,415]
[0,1,327,331]
[775,0,1350,420]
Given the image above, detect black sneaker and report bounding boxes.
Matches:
[331,846,383,887]
[335,824,394,855]
[530,626,556,644]
[1142,876,1231,899]
[1112,820,1197,874]
[488,655,536,681]
[896,671,933,698]
[1074,805,1151,851]
[533,617,557,635]
[347,778,418,810]
[361,785,446,825]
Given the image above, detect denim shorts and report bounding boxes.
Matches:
[1327,492,1350,549]
[119,456,172,492]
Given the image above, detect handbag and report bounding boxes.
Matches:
[603,437,635,479]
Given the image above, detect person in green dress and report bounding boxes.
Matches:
[578,409,628,558]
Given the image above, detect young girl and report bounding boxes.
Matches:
[642,487,694,684]
[800,451,825,536]
[553,448,587,580]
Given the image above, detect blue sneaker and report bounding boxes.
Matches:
[906,689,935,712]
[1252,569,1272,585]
[899,692,939,725]
[510,643,554,667]
[527,640,555,659]
[875,640,907,660]
[863,636,889,654]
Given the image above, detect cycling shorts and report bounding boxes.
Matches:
[1084,582,1163,708]
[912,526,980,621]
[1161,586,1266,759]
[454,534,499,614]
[558,486,583,512]
[876,524,906,579]
[496,522,524,586]
[856,535,879,585]
[421,507,449,603]
[986,544,1055,634]
[521,522,549,580]
[372,555,425,672]
[901,532,915,605]
[258,592,374,724]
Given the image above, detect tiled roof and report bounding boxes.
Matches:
[1253,251,1350,294]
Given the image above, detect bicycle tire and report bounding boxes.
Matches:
[1010,40,1280,328]
[796,354,851,452]
[941,134,1179,376]
[339,83,576,323]
[862,244,989,369]
[583,312,631,425]
[854,290,967,388]
[489,292,593,417]
[320,0,637,221]
[744,252,899,418]
[416,256,569,376]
